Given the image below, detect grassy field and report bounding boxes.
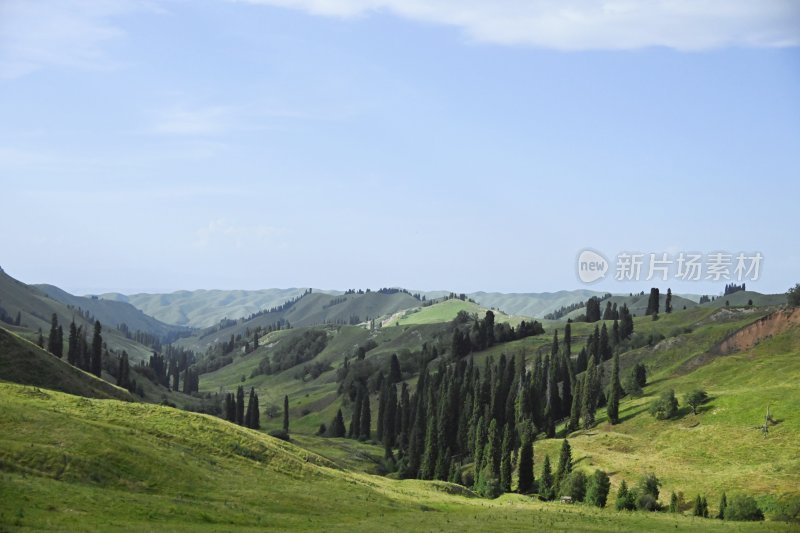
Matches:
[4,292,796,530]
[176,291,422,353]
[0,381,793,532]
[199,304,800,512]
[534,308,800,520]
[386,299,522,327]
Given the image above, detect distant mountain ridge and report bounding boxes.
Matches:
[101,288,331,329]
[469,290,607,318]
[98,288,607,329]
[91,287,679,329]
[93,285,786,331]
[35,284,189,342]
[174,289,423,352]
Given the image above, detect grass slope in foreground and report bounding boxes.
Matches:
[1,382,791,532]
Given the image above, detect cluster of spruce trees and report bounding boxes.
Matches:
[723,283,746,296]
[536,439,611,506]
[0,306,22,326]
[645,287,674,316]
[46,313,64,358]
[450,310,545,359]
[223,386,261,429]
[138,351,199,394]
[326,313,634,497]
[49,314,104,378]
[323,354,403,440]
[114,351,136,394]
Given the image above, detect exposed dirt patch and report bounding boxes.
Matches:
[714,307,800,354]
[674,307,799,375]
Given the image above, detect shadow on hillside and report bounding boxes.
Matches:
[694,398,717,415]
[619,405,648,423]
[573,455,592,468]
[644,377,667,388]
[679,396,717,418]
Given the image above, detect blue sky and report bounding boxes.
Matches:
[0,0,798,295]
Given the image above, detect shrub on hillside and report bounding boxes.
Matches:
[684,389,708,415]
[725,495,764,521]
[474,466,502,499]
[787,283,800,307]
[615,481,637,511]
[649,389,678,420]
[637,493,660,512]
[559,471,587,502]
[586,470,611,508]
[622,374,643,396]
[635,472,661,512]
[772,495,800,523]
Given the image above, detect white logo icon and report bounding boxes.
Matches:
[577,249,608,283]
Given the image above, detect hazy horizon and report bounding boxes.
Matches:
[1,264,780,301]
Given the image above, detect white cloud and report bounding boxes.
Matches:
[0,0,158,79]
[4,1,791,82]
[237,0,800,50]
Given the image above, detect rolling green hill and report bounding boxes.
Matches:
[35,283,190,341]
[110,288,603,326]
[1,381,790,531]
[194,298,800,519]
[197,321,455,433]
[177,290,423,353]
[534,307,800,518]
[2,268,797,529]
[0,270,154,362]
[386,298,520,327]
[102,287,319,328]
[700,290,786,309]
[560,292,698,321]
[0,326,133,401]
[470,290,606,318]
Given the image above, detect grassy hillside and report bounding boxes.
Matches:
[178,290,422,353]
[198,322,454,435]
[561,292,698,321]
[534,307,800,518]
[386,299,521,327]
[197,300,800,512]
[0,326,133,401]
[558,291,785,322]
[0,324,214,411]
[700,291,786,309]
[470,289,605,318]
[0,270,154,362]
[102,287,318,328]
[0,381,790,532]
[35,283,190,340]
